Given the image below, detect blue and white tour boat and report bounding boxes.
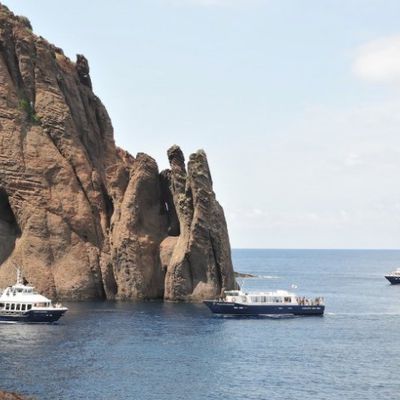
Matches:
[0,269,68,323]
[385,268,400,284]
[204,289,325,316]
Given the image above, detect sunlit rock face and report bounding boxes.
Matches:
[0,4,235,301]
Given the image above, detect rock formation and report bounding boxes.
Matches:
[0,4,235,301]
[0,391,29,400]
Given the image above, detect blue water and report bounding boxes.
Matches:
[1,249,400,400]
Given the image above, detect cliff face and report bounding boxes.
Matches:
[0,4,235,301]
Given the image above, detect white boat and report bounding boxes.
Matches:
[385,268,400,284]
[0,269,68,323]
[204,289,325,316]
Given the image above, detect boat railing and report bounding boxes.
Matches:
[296,297,324,306]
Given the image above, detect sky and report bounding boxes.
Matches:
[4,0,400,248]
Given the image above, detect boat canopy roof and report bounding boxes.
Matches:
[225,289,296,297]
[0,283,51,303]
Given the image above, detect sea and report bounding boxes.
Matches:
[1,249,400,400]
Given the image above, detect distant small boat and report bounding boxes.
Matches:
[204,289,325,316]
[385,268,400,284]
[0,269,68,323]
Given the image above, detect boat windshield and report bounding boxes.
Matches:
[9,287,36,295]
[225,291,240,296]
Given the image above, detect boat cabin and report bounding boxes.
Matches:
[223,289,324,306]
[0,283,53,313]
[224,289,298,304]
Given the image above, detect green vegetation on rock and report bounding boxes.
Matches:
[18,99,40,124]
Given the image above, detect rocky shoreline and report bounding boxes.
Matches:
[0,391,30,400]
[234,271,257,278]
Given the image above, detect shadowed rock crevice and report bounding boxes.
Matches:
[160,169,180,236]
[0,188,21,265]
[101,184,114,230]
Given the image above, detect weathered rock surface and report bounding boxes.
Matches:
[0,391,30,400]
[162,146,235,301]
[0,4,235,301]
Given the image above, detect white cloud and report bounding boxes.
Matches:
[344,152,363,167]
[353,35,400,83]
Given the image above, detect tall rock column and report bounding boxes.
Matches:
[110,153,166,299]
[162,145,236,301]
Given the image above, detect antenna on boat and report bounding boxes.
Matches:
[12,263,23,285]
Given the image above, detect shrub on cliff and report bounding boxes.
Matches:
[18,99,41,124]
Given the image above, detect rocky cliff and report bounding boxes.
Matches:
[0,3,235,301]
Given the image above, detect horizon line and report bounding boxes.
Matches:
[231,247,400,251]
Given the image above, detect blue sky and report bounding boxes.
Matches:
[4,0,400,248]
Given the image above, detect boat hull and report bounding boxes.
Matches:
[0,309,67,323]
[204,301,324,316]
[385,275,400,284]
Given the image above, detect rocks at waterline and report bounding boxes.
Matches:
[0,391,30,400]
[234,272,257,278]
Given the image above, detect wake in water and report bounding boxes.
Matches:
[218,314,301,320]
[326,312,400,317]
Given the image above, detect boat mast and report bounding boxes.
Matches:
[16,266,23,285]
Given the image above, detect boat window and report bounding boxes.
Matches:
[11,304,15,310]
[16,304,20,311]
[27,304,32,310]
[0,303,3,309]
[284,297,291,303]
[21,304,26,311]
[5,304,9,310]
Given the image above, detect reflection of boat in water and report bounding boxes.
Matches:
[204,289,325,316]
[385,268,400,284]
[0,269,68,323]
